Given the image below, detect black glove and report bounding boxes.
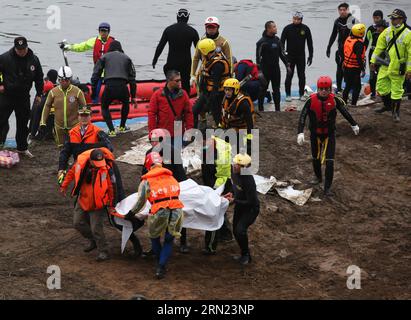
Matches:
[59,42,65,50]
[326,47,331,58]
[307,56,313,66]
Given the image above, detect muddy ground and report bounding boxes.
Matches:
[0,99,410,300]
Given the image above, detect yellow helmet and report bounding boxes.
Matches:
[233,153,252,167]
[351,23,366,37]
[197,38,216,56]
[223,78,240,95]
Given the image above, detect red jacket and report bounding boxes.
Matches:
[148,87,193,137]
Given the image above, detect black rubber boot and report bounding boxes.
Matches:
[130,234,142,258]
[391,99,401,122]
[273,91,281,112]
[311,159,322,184]
[324,159,334,196]
[375,94,392,113]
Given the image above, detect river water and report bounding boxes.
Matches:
[1,0,410,138]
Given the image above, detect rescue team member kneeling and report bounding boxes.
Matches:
[223,153,259,266]
[297,76,359,196]
[58,106,113,184]
[40,66,87,148]
[192,38,230,128]
[130,152,184,279]
[60,148,117,261]
[342,24,366,106]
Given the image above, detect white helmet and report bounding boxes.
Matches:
[205,16,220,26]
[58,66,73,80]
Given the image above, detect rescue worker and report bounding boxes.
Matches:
[0,36,44,157]
[191,16,233,86]
[223,153,259,265]
[58,105,113,183]
[371,9,411,122]
[326,3,359,93]
[256,21,290,112]
[297,76,359,196]
[342,24,367,106]
[192,39,230,129]
[40,66,87,147]
[152,8,199,95]
[220,78,255,155]
[281,11,314,101]
[62,22,115,103]
[234,59,262,101]
[364,11,388,98]
[60,148,116,261]
[91,40,137,137]
[130,152,184,279]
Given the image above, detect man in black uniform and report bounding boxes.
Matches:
[0,36,44,157]
[91,40,137,137]
[256,21,290,112]
[281,11,313,101]
[152,8,199,95]
[326,3,359,93]
[297,76,359,196]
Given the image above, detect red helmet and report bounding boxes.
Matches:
[144,152,163,170]
[149,128,169,144]
[317,76,333,89]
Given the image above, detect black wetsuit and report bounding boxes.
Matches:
[256,31,288,111]
[281,23,313,97]
[364,25,384,97]
[152,21,199,94]
[298,94,357,192]
[327,14,358,92]
[231,171,260,257]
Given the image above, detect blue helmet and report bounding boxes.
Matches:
[98,22,111,31]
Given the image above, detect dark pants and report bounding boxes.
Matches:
[101,80,130,131]
[29,95,54,139]
[335,50,344,92]
[164,63,191,96]
[343,67,362,106]
[258,66,281,111]
[241,80,262,101]
[0,94,31,151]
[0,120,9,145]
[310,133,336,192]
[151,231,174,268]
[233,205,259,256]
[285,55,306,97]
[192,91,224,128]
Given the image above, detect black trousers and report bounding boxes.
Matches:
[343,67,362,106]
[310,133,336,192]
[285,55,306,97]
[192,91,224,128]
[335,50,344,92]
[101,82,130,131]
[0,119,9,145]
[258,66,281,111]
[0,94,31,151]
[233,205,259,256]
[164,63,191,96]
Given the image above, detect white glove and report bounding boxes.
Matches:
[297,133,305,145]
[352,125,359,135]
[190,75,196,87]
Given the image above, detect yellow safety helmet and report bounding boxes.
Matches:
[197,38,216,56]
[233,153,252,167]
[223,78,240,95]
[351,23,366,37]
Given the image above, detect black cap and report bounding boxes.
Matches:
[388,9,406,19]
[14,36,28,49]
[46,69,58,84]
[373,10,383,18]
[90,149,104,161]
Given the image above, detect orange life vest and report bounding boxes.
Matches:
[141,166,184,215]
[93,36,115,64]
[202,53,231,92]
[221,94,255,130]
[343,36,365,69]
[69,123,102,144]
[72,148,115,211]
[310,93,336,135]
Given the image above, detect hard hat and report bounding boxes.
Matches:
[197,38,216,56]
[98,22,111,31]
[233,153,252,167]
[293,11,304,19]
[144,152,163,170]
[149,128,169,143]
[351,23,366,37]
[223,78,240,95]
[58,66,73,80]
[205,16,220,27]
[317,76,333,89]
